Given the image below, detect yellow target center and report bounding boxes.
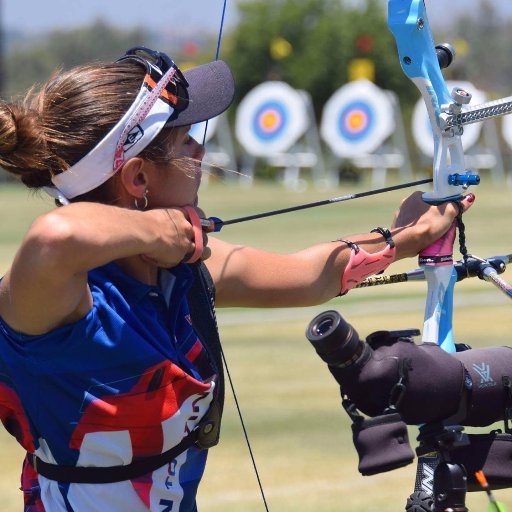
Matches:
[347,111,365,131]
[261,111,279,130]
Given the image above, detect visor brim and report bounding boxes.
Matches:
[165,60,235,128]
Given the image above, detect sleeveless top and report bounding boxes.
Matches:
[0,262,223,512]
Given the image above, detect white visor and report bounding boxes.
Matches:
[46,66,178,203]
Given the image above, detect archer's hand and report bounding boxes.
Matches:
[391,192,475,259]
[140,207,210,267]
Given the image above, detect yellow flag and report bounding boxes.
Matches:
[270,37,293,60]
[454,38,470,58]
[348,58,375,82]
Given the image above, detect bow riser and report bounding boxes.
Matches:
[388,0,470,352]
[389,0,466,201]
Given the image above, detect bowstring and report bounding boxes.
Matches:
[219,348,270,511]
[208,1,271,510]
[202,0,228,146]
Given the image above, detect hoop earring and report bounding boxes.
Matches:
[134,189,149,210]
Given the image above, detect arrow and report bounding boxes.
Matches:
[202,178,433,232]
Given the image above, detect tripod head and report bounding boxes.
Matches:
[411,424,470,512]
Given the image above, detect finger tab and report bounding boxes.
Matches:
[182,206,204,264]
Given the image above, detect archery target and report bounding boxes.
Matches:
[189,116,219,144]
[320,79,395,158]
[502,115,512,150]
[235,81,308,157]
[412,81,486,157]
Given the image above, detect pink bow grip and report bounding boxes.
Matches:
[419,222,456,266]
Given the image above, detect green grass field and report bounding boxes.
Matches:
[0,176,511,511]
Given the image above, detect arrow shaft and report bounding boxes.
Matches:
[214,178,433,229]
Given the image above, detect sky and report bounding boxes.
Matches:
[3,0,238,33]
[3,0,512,34]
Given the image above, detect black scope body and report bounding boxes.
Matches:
[306,310,512,428]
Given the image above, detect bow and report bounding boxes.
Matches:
[208,1,474,508]
[388,0,480,352]
[366,6,512,508]
[387,2,482,508]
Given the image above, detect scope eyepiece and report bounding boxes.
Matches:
[306,310,364,368]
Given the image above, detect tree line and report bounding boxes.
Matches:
[2,0,511,174]
[5,1,512,113]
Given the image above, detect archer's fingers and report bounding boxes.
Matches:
[459,193,476,212]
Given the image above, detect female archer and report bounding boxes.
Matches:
[0,47,472,511]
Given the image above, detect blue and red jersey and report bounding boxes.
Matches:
[0,262,217,511]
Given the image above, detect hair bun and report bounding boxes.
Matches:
[0,102,50,187]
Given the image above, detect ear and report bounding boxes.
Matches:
[118,157,149,200]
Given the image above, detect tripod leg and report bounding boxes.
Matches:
[406,454,440,511]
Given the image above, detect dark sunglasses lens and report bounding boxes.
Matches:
[132,48,188,86]
[122,46,189,111]
[125,46,159,62]
[173,67,189,87]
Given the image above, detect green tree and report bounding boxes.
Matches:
[223,0,417,116]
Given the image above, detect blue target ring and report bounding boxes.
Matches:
[252,101,288,141]
[337,101,375,142]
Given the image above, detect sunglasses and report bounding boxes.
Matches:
[117,46,189,113]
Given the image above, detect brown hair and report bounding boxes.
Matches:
[0,60,176,201]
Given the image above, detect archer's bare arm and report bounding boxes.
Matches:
[206,192,474,308]
[0,203,194,335]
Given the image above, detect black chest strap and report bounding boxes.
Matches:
[26,417,208,484]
